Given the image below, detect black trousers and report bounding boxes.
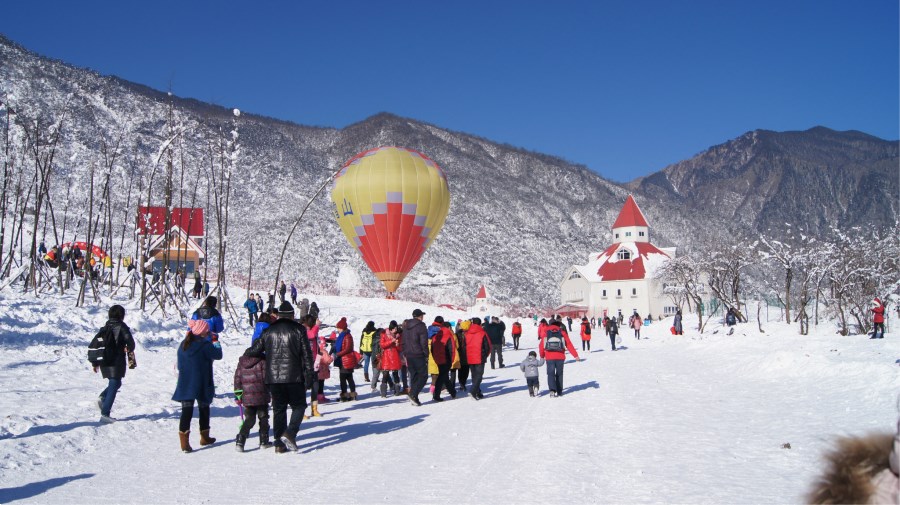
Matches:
[406,355,428,398]
[610,333,617,350]
[339,370,356,394]
[470,363,486,395]
[457,363,470,390]
[512,335,520,350]
[238,405,270,440]
[270,382,306,443]
[179,400,210,432]
[433,363,453,399]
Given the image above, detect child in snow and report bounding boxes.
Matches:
[520,351,545,397]
[233,353,272,452]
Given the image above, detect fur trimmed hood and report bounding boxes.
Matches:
[807,425,899,504]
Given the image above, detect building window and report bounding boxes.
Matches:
[601,289,607,298]
[568,271,582,280]
[639,231,645,237]
[632,288,637,296]
[617,249,631,260]
[615,233,619,239]
[626,231,632,237]
[616,289,622,298]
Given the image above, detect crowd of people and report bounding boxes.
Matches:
[90,294,890,455]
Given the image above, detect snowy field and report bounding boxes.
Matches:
[0,288,897,504]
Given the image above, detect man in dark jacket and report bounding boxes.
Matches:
[244,301,314,453]
[484,317,506,369]
[94,304,136,424]
[402,308,429,406]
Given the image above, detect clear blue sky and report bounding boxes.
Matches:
[2,1,897,181]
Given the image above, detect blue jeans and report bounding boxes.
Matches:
[100,377,122,416]
[546,359,565,393]
[362,352,372,375]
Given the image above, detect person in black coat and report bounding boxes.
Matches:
[244,301,314,454]
[94,305,136,423]
[484,317,505,369]
[607,317,619,351]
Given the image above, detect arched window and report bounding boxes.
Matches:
[568,271,582,280]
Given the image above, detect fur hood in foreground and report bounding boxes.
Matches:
[807,430,899,504]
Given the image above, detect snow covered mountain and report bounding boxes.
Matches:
[1,34,896,308]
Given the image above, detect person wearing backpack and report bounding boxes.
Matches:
[511,321,523,350]
[360,321,376,383]
[539,319,580,397]
[607,317,619,351]
[464,317,492,400]
[455,319,470,391]
[580,317,592,351]
[191,296,224,342]
[91,304,136,424]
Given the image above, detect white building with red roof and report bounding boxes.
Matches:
[559,195,676,321]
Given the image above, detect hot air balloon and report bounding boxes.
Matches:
[331,146,451,297]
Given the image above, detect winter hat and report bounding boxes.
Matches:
[278,301,295,316]
[188,318,210,336]
[336,317,348,330]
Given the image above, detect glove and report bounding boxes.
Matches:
[211,333,219,343]
[93,366,99,373]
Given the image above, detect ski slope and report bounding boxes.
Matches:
[0,289,897,504]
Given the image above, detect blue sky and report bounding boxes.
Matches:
[2,1,897,181]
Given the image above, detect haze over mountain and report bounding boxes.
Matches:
[1,34,896,308]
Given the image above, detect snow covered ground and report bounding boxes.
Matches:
[0,287,897,504]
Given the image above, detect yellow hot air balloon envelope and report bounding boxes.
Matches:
[332,147,450,296]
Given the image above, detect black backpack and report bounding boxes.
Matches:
[584,324,591,335]
[87,325,118,366]
[544,328,565,352]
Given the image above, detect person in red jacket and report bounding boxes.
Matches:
[511,321,523,350]
[430,317,457,402]
[464,317,492,400]
[378,327,403,397]
[539,319,581,397]
[334,319,359,401]
[871,298,886,339]
[579,317,592,351]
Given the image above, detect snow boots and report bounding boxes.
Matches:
[235,434,246,453]
[260,431,273,449]
[380,382,388,398]
[311,402,322,417]
[179,430,192,453]
[199,429,216,446]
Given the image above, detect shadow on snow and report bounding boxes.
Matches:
[0,473,94,503]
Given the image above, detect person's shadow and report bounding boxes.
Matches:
[0,473,94,503]
[301,414,427,452]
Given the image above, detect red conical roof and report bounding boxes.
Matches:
[612,195,649,228]
[476,285,488,299]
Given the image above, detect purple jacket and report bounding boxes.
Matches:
[233,355,269,407]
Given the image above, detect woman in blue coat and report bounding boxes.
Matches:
[173,318,223,453]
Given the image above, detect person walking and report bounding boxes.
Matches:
[243,301,315,454]
[290,283,298,305]
[233,351,272,452]
[608,317,619,351]
[244,294,258,327]
[520,351,545,397]
[278,281,287,303]
[673,310,683,335]
[333,318,359,401]
[539,319,580,397]
[360,321,377,383]
[485,316,505,369]
[378,326,403,397]
[455,320,470,392]
[631,313,643,340]
[301,314,328,417]
[464,317,492,400]
[192,296,225,341]
[566,316,573,332]
[580,317,592,351]
[429,317,456,402]
[298,298,310,319]
[871,298,886,339]
[402,309,429,406]
[511,320,523,350]
[93,305,136,424]
[173,319,223,453]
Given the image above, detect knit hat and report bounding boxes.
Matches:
[336,317,348,330]
[188,318,210,336]
[278,301,295,316]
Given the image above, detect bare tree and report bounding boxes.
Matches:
[704,240,756,322]
[657,253,709,332]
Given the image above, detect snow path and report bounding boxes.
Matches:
[0,291,897,504]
